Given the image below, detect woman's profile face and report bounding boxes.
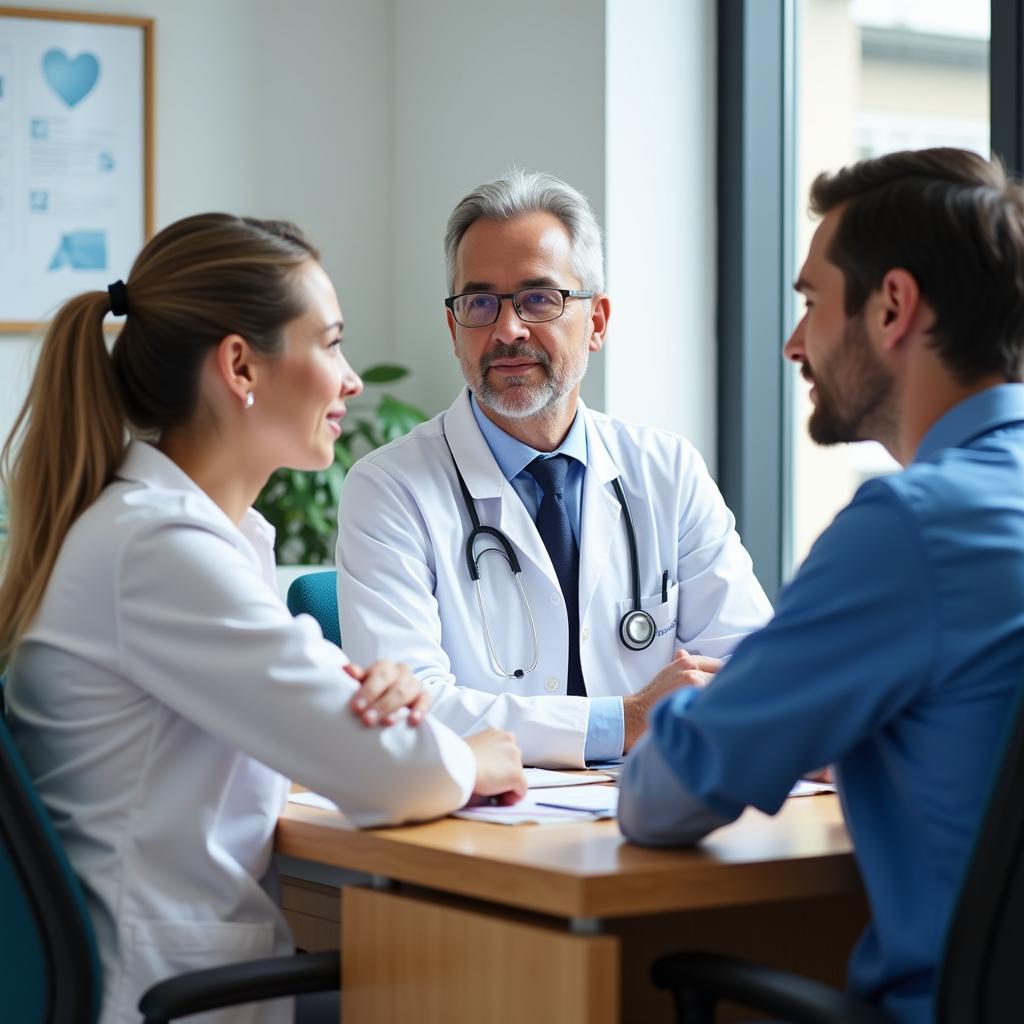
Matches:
[256,260,363,471]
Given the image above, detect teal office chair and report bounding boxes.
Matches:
[0,709,339,1023]
[651,682,1024,1023]
[287,570,341,648]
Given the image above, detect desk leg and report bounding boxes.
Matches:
[341,886,620,1024]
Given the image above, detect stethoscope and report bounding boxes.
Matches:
[445,440,658,680]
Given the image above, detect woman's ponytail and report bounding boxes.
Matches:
[0,291,126,668]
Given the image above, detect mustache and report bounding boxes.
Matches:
[480,344,551,373]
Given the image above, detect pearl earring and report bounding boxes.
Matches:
[244,391,255,409]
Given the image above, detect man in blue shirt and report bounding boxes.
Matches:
[619,147,1024,1024]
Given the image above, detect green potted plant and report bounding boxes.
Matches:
[254,364,427,565]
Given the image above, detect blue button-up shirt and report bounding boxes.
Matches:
[618,384,1024,1024]
[470,393,624,761]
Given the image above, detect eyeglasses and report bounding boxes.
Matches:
[444,288,595,328]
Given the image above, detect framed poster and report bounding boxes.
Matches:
[0,7,153,331]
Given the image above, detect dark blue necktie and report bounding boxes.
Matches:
[526,455,586,697]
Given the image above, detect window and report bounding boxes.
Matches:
[788,0,991,571]
[717,0,1013,601]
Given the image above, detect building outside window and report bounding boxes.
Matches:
[788,0,990,572]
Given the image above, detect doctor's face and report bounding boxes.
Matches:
[784,208,894,445]
[447,212,607,424]
[257,261,363,470]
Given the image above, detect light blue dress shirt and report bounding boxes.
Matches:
[470,393,625,761]
[618,384,1024,1024]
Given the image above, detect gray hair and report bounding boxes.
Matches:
[444,169,605,293]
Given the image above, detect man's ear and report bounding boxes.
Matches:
[446,307,458,348]
[876,269,921,352]
[214,334,257,405]
[588,294,611,353]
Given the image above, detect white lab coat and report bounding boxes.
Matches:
[6,441,475,1024]
[337,390,772,768]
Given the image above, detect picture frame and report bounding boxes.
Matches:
[0,6,154,331]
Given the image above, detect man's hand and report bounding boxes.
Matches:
[465,729,527,805]
[622,650,720,752]
[346,660,431,727]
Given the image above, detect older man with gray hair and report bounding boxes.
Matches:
[336,170,771,769]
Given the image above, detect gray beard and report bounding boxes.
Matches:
[466,342,585,421]
[476,371,561,420]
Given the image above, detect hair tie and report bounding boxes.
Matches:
[107,280,128,317]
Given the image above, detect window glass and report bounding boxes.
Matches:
[789,0,990,573]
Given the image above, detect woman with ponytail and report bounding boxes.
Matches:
[0,214,524,1024]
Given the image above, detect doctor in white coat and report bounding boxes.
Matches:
[338,172,772,768]
[0,214,524,1024]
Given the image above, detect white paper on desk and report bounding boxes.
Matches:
[454,787,619,826]
[453,787,618,826]
[524,768,613,788]
[535,786,619,815]
[288,791,340,812]
[789,779,837,798]
[454,800,593,825]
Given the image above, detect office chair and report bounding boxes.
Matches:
[651,681,1024,1024]
[0,710,339,1023]
[287,570,342,648]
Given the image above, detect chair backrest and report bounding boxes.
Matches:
[0,711,102,1023]
[937,680,1024,1022]
[287,571,342,648]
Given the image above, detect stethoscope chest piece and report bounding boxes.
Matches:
[446,433,661,674]
[619,608,656,651]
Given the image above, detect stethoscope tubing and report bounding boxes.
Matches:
[444,434,656,678]
[612,476,642,613]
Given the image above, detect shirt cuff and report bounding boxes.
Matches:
[584,697,625,762]
[618,729,731,847]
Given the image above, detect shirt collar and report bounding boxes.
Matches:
[118,439,212,498]
[914,383,1024,464]
[116,440,276,559]
[469,391,589,482]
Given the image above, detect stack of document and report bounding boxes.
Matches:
[522,768,614,788]
[453,769,617,825]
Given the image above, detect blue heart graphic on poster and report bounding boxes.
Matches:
[42,49,100,108]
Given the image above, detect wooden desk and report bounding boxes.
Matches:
[277,795,868,1023]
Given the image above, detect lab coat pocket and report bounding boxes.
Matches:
[124,918,282,1024]
[615,582,680,684]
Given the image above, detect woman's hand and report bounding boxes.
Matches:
[346,660,431,727]
[465,729,527,805]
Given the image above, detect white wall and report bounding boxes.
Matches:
[1,0,719,468]
[0,0,394,440]
[390,0,607,416]
[605,0,718,467]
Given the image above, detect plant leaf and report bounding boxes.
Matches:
[360,364,409,385]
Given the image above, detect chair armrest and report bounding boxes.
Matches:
[139,949,340,1024]
[652,952,888,1024]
